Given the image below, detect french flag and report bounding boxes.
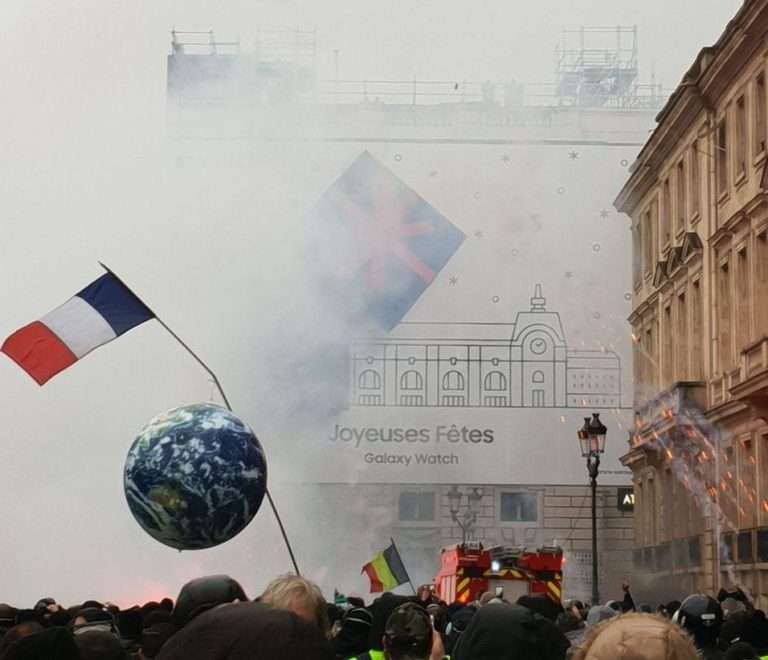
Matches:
[2,273,154,385]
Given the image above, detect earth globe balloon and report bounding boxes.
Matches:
[124,403,267,550]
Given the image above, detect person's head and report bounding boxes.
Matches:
[674,594,723,649]
[3,627,80,660]
[81,601,104,611]
[32,598,61,625]
[666,601,682,618]
[143,609,172,628]
[556,611,583,634]
[367,594,413,651]
[116,609,142,643]
[0,621,44,656]
[573,613,698,660]
[172,575,247,630]
[140,622,175,659]
[416,586,432,603]
[517,595,564,622]
[723,598,747,619]
[155,601,333,660]
[452,602,568,660]
[140,602,161,617]
[326,603,344,634]
[585,605,618,628]
[75,630,128,660]
[71,607,118,638]
[260,574,329,635]
[33,598,56,615]
[333,607,373,658]
[724,641,760,660]
[0,604,18,635]
[382,603,433,660]
[566,599,585,620]
[444,606,476,655]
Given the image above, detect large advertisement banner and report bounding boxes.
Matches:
[291,142,637,486]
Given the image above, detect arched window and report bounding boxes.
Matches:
[442,370,465,390]
[532,370,545,383]
[483,371,507,391]
[358,369,382,390]
[400,370,424,390]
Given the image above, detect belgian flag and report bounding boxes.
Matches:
[361,541,411,593]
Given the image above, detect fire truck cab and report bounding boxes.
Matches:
[433,542,564,604]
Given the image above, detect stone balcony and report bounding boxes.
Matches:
[728,335,768,421]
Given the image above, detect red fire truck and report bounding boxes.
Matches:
[433,542,564,604]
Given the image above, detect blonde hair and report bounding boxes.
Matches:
[573,613,699,660]
[260,574,329,634]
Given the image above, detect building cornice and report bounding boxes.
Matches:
[729,335,768,423]
[628,291,660,324]
[706,397,750,425]
[710,227,735,250]
[614,89,705,215]
[615,0,768,216]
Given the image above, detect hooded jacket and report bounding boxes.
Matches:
[452,602,568,660]
[172,574,248,630]
[157,601,333,660]
[572,613,700,660]
[585,605,618,627]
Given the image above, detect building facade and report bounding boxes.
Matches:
[615,0,768,605]
[301,481,634,604]
[167,26,659,601]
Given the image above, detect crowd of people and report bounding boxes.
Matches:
[1,575,767,660]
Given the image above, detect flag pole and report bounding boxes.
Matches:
[98,261,301,576]
[391,537,417,595]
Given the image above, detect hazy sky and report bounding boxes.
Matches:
[0,1,745,606]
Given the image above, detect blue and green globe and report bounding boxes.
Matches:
[124,403,267,550]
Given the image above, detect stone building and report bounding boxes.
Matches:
[301,482,634,604]
[615,0,768,605]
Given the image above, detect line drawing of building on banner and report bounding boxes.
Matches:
[351,285,622,409]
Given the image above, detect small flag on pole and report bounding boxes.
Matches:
[1,272,154,385]
[361,541,410,593]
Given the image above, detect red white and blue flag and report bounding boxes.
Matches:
[2,272,154,385]
[311,151,465,331]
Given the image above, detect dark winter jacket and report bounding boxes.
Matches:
[3,627,80,660]
[157,601,333,660]
[452,603,568,660]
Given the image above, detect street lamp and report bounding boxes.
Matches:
[578,413,607,605]
[448,485,483,545]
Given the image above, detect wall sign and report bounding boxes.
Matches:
[617,487,635,511]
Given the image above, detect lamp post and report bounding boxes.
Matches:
[447,485,483,545]
[578,413,607,605]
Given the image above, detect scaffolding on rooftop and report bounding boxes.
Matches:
[167,27,666,114]
[554,26,661,108]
